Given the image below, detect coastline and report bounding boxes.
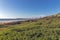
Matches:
[0,20,24,25]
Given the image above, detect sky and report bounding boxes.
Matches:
[0,0,60,18]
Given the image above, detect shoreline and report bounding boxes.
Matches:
[0,20,24,25]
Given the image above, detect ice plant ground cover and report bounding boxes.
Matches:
[0,14,60,40]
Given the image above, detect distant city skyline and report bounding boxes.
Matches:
[0,0,60,18]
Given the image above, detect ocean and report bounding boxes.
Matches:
[0,20,24,22]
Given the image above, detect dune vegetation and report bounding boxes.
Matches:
[0,14,60,40]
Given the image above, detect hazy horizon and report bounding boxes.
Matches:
[0,0,60,18]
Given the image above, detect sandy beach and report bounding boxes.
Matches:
[0,20,22,25]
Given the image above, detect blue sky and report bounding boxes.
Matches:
[0,0,60,18]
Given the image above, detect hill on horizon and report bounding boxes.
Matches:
[0,13,60,40]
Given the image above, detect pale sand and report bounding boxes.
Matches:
[0,21,18,25]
